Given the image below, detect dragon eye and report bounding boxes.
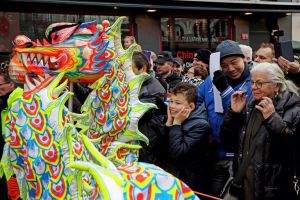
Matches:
[46,23,80,44]
[51,32,58,41]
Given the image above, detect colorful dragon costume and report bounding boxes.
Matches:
[0,17,200,199]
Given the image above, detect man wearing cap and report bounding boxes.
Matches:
[173,57,185,76]
[155,51,182,92]
[197,40,252,196]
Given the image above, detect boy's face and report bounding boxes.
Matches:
[169,93,194,117]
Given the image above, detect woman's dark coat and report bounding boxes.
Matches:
[221,91,300,200]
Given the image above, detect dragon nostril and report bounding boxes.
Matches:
[25,42,34,48]
[13,35,33,47]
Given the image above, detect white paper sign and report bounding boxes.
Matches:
[209,52,224,113]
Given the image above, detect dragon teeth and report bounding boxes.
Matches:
[24,83,29,91]
[25,75,36,90]
[21,53,28,67]
[38,75,45,82]
[17,53,22,63]
[33,78,41,86]
[45,74,51,79]
[30,53,35,62]
[36,54,42,64]
[44,56,49,64]
[50,56,57,63]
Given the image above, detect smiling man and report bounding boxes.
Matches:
[154,51,182,92]
[197,40,253,197]
[254,43,275,63]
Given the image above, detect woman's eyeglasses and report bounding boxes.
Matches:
[250,80,273,89]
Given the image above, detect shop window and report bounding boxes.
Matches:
[161,17,231,66]
[0,12,130,54]
[19,13,130,42]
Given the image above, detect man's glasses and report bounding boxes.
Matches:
[250,80,273,89]
[0,82,9,86]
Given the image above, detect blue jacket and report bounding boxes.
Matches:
[198,71,252,158]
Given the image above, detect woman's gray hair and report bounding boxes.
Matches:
[251,62,299,96]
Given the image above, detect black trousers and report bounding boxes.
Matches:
[0,176,9,200]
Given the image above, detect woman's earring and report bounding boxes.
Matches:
[275,91,279,98]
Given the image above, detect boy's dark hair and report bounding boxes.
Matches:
[171,82,198,105]
[133,51,150,73]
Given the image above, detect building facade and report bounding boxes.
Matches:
[1,0,300,64]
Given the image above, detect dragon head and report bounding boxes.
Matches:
[9,19,115,85]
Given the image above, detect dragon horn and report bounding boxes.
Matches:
[110,16,127,58]
[80,133,117,170]
[24,75,36,90]
[67,161,123,199]
[52,79,68,99]
[45,72,67,99]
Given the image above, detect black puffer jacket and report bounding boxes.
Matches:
[138,76,167,167]
[0,92,11,199]
[165,72,182,92]
[166,104,211,193]
[221,91,300,200]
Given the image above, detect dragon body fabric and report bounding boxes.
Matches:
[0,17,200,199]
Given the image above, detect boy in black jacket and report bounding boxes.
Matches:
[166,82,211,194]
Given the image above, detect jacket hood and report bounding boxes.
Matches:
[275,90,300,110]
[189,103,208,121]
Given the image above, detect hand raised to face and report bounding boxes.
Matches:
[255,96,276,119]
[277,56,300,74]
[173,107,191,125]
[231,90,247,113]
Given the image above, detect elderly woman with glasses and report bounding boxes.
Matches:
[221,62,300,199]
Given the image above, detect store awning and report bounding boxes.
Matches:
[2,0,300,14]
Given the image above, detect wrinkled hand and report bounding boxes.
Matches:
[166,105,174,127]
[277,56,300,74]
[173,107,191,125]
[231,90,247,113]
[255,97,275,119]
[213,70,229,92]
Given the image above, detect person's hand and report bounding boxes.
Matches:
[277,56,300,74]
[255,97,276,119]
[213,70,229,92]
[166,105,174,126]
[173,107,191,125]
[231,90,247,113]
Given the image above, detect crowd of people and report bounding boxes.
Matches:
[1,35,300,200]
[120,37,300,200]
